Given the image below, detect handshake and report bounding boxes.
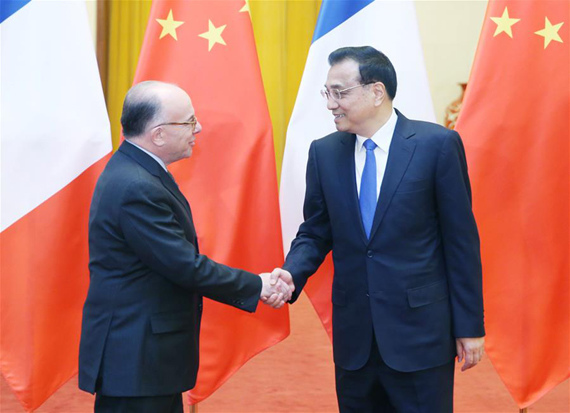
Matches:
[259,268,294,309]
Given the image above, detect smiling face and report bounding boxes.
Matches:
[325,59,386,138]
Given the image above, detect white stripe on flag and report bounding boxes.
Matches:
[1,0,111,231]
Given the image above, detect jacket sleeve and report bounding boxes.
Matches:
[435,129,485,337]
[283,140,333,303]
[119,180,261,312]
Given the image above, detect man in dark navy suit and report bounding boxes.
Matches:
[275,47,485,412]
[79,81,292,413]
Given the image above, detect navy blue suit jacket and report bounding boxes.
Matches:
[79,141,261,396]
[284,110,484,373]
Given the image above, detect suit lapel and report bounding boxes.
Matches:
[338,133,369,245]
[369,112,417,241]
[157,171,198,249]
[158,170,193,215]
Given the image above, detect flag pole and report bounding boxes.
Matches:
[190,404,198,413]
[520,408,527,413]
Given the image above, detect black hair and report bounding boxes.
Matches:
[328,46,397,100]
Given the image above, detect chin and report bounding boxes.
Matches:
[335,123,349,133]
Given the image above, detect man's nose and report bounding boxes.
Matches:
[194,121,202,134]
[327,97,339,111]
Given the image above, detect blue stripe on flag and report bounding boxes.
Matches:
[1,0,31,23]
[312,0,374,42]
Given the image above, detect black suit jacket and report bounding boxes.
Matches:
[284,110,484,373]
[79,141,261,396]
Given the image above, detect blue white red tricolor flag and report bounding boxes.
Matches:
[1,1,111,410]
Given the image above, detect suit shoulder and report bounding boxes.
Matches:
[104,151,153,179]
[311,131,351,153]
[408,118,454,136]
[406,119,461,148]
[316,130,349,144]
[96,152,162,197]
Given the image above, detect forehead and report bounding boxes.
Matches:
[326,59,361,88]
[162,87,194,119]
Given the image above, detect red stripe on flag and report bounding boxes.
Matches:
[303,256,334,339]
[1,154,110,411]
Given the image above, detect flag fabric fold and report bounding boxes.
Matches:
[280,0,435,337]
[455,0,569,407]
[0,1,112,410]
[133,0,288,404]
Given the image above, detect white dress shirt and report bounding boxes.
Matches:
[355,109,398,199]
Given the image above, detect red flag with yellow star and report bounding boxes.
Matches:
[455,0,569,407]
[134,0,288,404]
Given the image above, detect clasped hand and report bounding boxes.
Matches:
[259,268,294,309]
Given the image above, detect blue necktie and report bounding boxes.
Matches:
[360,139,378,239]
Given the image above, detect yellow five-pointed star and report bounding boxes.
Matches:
[198,20,227,51]
[156,10,184,40]
[240,0,250,14]
[535,17,564,49]
[490,7,520,38]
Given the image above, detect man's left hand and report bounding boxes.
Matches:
[456,337,485,371]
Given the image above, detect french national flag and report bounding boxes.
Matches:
[1,1,111,410]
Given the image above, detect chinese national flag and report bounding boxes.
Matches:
[133,0,288,404]
[455,0,569,407]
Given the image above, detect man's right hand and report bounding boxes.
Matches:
[259,268,295,309]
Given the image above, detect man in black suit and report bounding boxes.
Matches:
[274,46,485,412]
[79,81,292,413]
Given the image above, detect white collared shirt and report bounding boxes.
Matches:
[355,109,398,200]
[125,139,168,172]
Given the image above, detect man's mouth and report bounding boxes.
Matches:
[334,114,345,119]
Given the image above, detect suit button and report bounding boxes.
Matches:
[367,250,373,258]
[366,293,370,298]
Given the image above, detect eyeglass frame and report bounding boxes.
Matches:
[151,117,198,132]
[320,83,375,101]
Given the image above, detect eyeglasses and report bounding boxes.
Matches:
[151,117,198,132]
[320,83,372,101]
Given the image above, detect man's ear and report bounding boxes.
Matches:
[150,127,165,148]
[372,82,386,107]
